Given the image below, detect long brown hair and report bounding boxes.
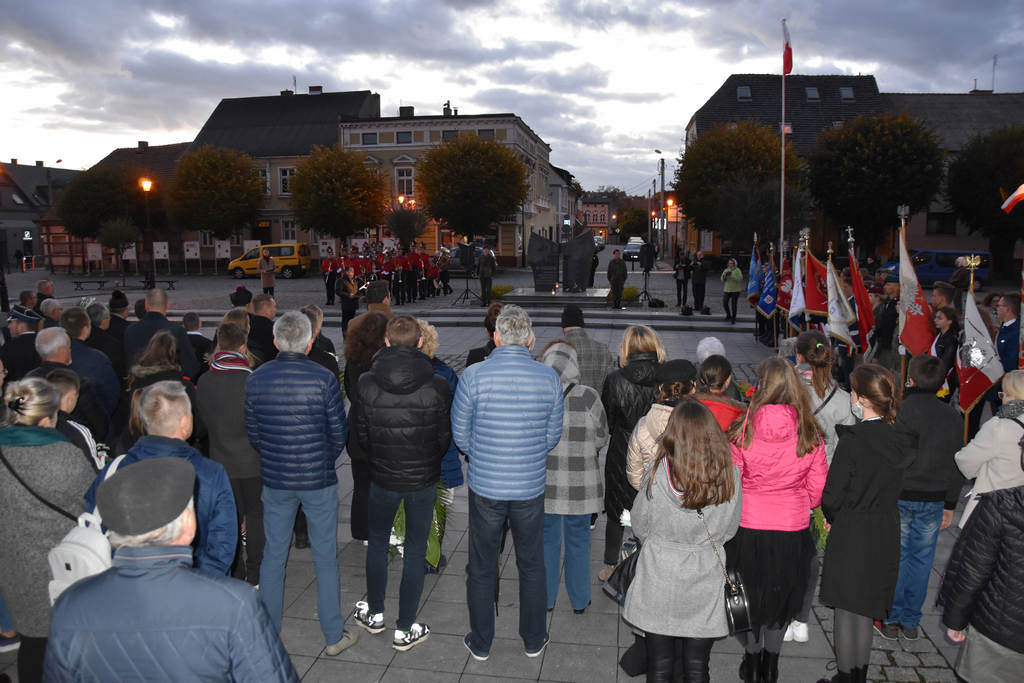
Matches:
[727,357,822,456]
[796,330,834,399]
[647,399,734,508]
[850,363,900,424]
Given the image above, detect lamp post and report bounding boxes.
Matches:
[139,177,154,286]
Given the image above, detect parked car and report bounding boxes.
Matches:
[593,235,605,251]
[623,240,643,261]
[877,249,990,288]
[229,243,312,279]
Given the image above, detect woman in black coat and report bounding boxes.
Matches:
[817,365,912,683]
[931,305,960,399]
[343,312,389,541]
[599,325,663,580]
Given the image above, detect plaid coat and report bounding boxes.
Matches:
[540,343,609,515]
[563,328,614,392]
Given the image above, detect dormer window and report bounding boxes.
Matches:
[839,87,855,102]
[806,87,820,102]
[736,86,752,102]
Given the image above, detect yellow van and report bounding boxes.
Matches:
[229,243,312,279]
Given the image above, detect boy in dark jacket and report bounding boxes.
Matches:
[881,355,964,640]
[352,315,451,652]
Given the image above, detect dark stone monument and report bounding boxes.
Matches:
[528,233,558,293]
[561,230,595,292]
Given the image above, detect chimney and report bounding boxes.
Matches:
[399,105,415,118]
[453,107,458,116]
[138,141,149,149]
[36,161,43,167]
[10,158,16,164]
[280,89,294,96]
[443,100,452,117]
[308,85,323,95]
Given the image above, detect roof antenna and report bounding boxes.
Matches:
[992,54,997,91]
[292,75,297,91]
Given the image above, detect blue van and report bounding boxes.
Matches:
[879,249,991,288]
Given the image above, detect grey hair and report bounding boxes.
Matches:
[696,336,727,364]
[39,299,62,316]
[35,327,71,359]
[495,304,533,347]
[86,302,110,327]
[138,380,191,437]
[273,311,312,353]
[108,498,195,549]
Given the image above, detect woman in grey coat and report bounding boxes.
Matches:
[623,399,742,683]
[0,378,96,682]
[540,341,608,613]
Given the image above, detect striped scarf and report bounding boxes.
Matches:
[210,351,251,373]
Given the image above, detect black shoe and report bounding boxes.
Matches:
[573,600,591,615]
[739,652,758,683]
[294,535,310,549]
[759,650,779,683]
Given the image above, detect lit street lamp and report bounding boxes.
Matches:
[139,177,154,287]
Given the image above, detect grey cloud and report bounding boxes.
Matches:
[551,0,692,31]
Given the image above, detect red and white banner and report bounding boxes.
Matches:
[777,255,793,312]
[958,290,1004,412]
[826,259,856,347]
[782,20,793,75]
[1001,183,1024,214]
[897,227,935,356]
[849,248,875,353]
[804,251,829,317]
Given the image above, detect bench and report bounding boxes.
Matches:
[140,279,178,290]
[72,280,107,291]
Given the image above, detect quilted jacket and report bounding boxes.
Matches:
[354,345,452,492]
[431,358,464,488]
[245,352,348,490]
[44,545,298,682]
[452,344,563,500]
[939,484,1024,654]
[954,400,1024,526]
[625,402,671,490]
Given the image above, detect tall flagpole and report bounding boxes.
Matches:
[780,19,788,262]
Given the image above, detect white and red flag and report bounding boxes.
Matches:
[958,289,1004,411]
[782,20,793,75]
[1001,183,1024,214]
[897,227,935,356]
[826,258,856,347]
[848,247,875,353]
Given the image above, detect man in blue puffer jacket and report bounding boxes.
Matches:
[245,311,357,655]
[452,304,564,661]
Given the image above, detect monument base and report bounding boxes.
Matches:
[501,287,612,309]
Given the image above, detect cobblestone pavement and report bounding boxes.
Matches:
[0,253,967,681]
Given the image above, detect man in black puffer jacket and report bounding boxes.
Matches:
[352,315,452,652]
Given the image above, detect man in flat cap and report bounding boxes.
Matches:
[45,458,298,682]
[1,304,42,381]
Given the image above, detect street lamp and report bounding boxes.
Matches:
[139,177,154,286]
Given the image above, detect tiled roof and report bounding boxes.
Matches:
[880,92,1024,152]
[0,162,78,210]
[689,74,883,154]
[92,142,192,187]
[191,90,380,158]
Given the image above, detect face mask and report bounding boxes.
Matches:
[851,401,864,421]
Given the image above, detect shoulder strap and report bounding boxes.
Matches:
[91,453,128,518]
[0,445,76,521]
[563,383,576,398]
[813,384,840,416]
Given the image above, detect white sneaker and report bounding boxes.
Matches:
[393,623,430,651]
[791,620,809,643]
[351,600,386,634]
[783,622,795,642]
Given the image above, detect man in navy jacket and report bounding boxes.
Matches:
[123,288,200,380]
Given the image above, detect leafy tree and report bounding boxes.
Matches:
[946,126,1024,275]
[59,166,145,239]
[808,114,943,252]
[585,185,629,201]
[290,145,388,240]
[675,121,802,245]
[418,135,529,241]
[387,207,428,251]
[616,208,649,238]
[713,173,809,245]
[97,217,139,272]
[168,146,266,239]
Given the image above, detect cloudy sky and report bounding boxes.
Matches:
[2,0,1021,192]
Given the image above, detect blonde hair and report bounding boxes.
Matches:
[220,307,251,334]
[618,325,666,367]
[4,378,60,427]
[1003,369,1024,402]
[418,319,439,358]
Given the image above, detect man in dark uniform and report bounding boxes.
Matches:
[107,290,131,343]
[2,304,42,381]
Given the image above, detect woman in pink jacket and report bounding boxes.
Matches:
[725,357,828,683]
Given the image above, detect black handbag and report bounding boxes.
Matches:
[601,536,640,605]
[697,508,751,634]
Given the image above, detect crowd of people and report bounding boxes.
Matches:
[0,270,1022,683]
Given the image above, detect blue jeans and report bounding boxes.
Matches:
[888,500,944,629]
[367,481,436,631]
[543,513,591,610]
[259,485,345,644]
[466,490,547,654]
[0,588,12,631]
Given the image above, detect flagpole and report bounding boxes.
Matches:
[752,233,760,341]
[963,255,981,444]
[780,42,787,263]
[801,233,810,332]
[769,244,778,348]
[787,245,798,338]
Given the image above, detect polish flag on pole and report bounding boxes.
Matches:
[958,288,1004,412]
[897,226,935,356]
[782,20,793,75]
[848,248,875,353]
[1001,183,1024,214]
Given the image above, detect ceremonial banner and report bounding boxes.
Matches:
[756,255,777,318]
[782,20,793,75]
[897,227,934,356]
[826,259,856,347]
[789,247,806,327]
[958,290,1004,412]
[804,251,829,316]
[777,255,793,312]
[747,248,760,305]
[849,248,875,353]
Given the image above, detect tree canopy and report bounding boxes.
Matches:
[417,134,529,241]
[289,145,388,240]
[97,217,139,271]
[616,208,649,238]
[58,165,149,239]
[386,207,428,251]
[167,146,266,240]
[946,126,1024,274]
[674,121,802,246]
[808,113,943,251]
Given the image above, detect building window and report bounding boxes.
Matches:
[396,167,414,196]
[805,87,820,101]
[926,212,957,235]
[832,120,844,129]
[279,167,296,195]
[396,131,412,144]
[199,231,214,247]
[478,129,495,140]
[281,219,297,242]
[442,130,458,142]
[839,87,855,101]
[736,86,752,102]
[257,168,269,195]
[362,132,378,145]
[230,232,242,246]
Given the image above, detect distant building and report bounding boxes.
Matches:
[581,198,612,240]
[549,164,583,244]
[0,160,77,269]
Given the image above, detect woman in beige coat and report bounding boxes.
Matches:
[626,360,698,490]
[257,249,276,295]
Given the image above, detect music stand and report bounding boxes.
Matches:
[453,243,481,306]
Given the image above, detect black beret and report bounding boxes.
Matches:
[97,458,196,536]
[656,359,697,385]
[108,290,129,311]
